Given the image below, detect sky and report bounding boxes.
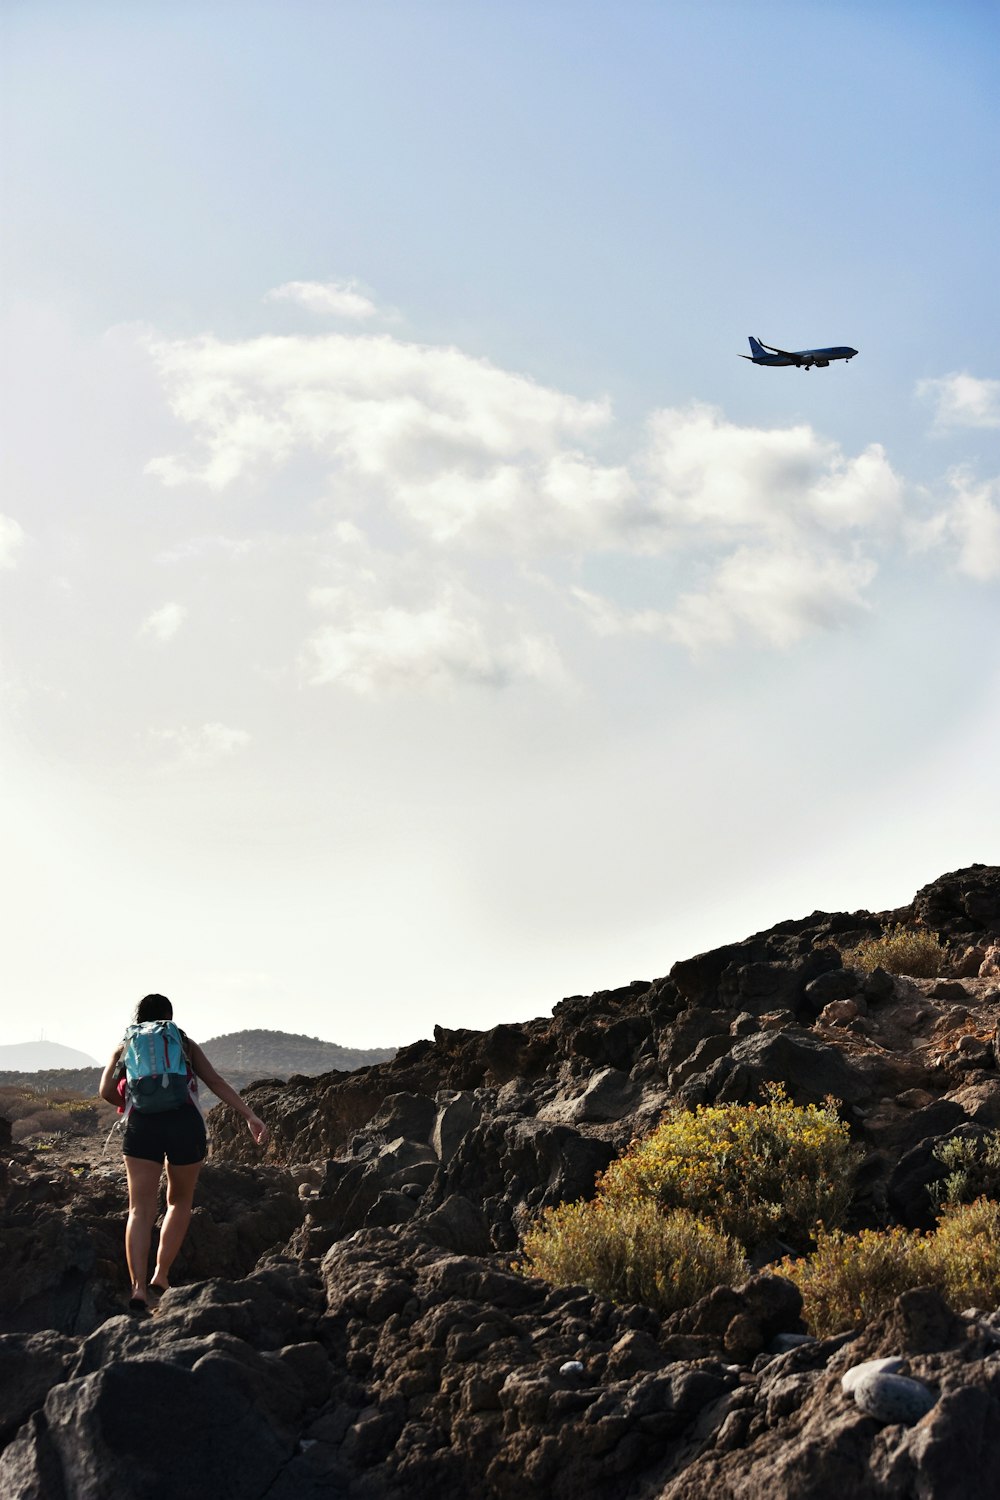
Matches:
[2,1,999,1064]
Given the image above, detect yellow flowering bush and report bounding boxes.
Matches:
[518,1199,746,1317]
[781,1199,1000,1335]
[779,1225,926,1336]
[839,923,948,978]
[597,1086,860,1250]
[926,1198,1000,1310]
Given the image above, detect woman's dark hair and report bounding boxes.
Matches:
[135,993,173,1023]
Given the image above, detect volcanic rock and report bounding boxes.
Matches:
[4,864,1000,1497]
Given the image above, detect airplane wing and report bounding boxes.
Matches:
[759,341,805,361]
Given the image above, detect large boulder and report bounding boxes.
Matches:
[681,1030,873,1109]
[910,864,1000,940]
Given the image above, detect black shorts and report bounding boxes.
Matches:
[123,1105,207,1166]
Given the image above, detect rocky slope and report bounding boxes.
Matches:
[2,863,1000,1498]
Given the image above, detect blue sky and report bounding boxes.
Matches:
[2,2,998,1061]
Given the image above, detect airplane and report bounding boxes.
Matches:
[741,335,858,370]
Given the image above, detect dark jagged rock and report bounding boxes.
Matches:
[3,865,1000,1495]
[0,1331,78,1446]
[910,864,1000,938]
[680,1028,874,1108]
[886,1122,989,1229]
[0,1162,303,1337]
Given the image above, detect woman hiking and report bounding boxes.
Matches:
[99,993,269,1312]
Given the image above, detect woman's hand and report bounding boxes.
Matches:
[246,1114,269,1146]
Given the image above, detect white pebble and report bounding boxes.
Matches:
[841,1356,906,1395]
[852,1372,936,1425]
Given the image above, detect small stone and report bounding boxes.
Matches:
[818,999,860,1027]
[804,969,860,1007]
[559,1360,584,1378]
[841,1356,906,1395]
[953,944,986,978]
[768,1333,815,1354]
[851,1371,936,1425]
[863,966,895,1001]
[979,945,1000,980]
[929,980,970,1001]
[897,1088,936,1110]
[758,1010,796,1031]
[724,1313,764,1363]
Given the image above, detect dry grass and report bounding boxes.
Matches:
[780,1199,1000,1334]
[597,1085,860,1251]
[518,1199,746,1317]
[0,1085,98,1143]
[840,922,949,978]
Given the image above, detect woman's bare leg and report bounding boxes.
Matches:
[151,1160,203,1289]
[124,1156,163,1301]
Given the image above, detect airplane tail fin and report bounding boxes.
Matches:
[748,336,767,359]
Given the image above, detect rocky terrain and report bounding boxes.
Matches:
[2,863,1000,1498]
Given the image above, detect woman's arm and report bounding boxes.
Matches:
[98,1047,124,1106]
[187,1040,269,1145]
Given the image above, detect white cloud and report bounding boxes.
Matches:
[0,514,25,569]
[389,452,638,549]
[265,279,381,320]
[301,584,565,696]
[642,404,901,542]
[914,470,1000,581]
[142,331,613,535]
[142,330,898,551]
[573,546,875,650]
[150,722,251,765]
[141,319,910,659]
[918,373,1000,431]
[666,545,877,649]
[139,602,187,642]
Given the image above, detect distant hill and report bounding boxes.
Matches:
[0,1030,395,1105]
[0,1041,99,1071]
[197,1029,396,1077]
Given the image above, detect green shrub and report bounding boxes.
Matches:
[781,1199,1000,1335]
[926,1198,1000,1310]
[597,1086,860,1250]
[779,1225,928,1336]
[930,1131,1000,1210]
[518,1199,746,1317]
[840,923,948,978]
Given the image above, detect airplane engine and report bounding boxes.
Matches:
[816,359,829,368]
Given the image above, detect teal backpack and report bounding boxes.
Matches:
[122,1020,191,1114]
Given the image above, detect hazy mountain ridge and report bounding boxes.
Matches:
[0,1029,396,1101]
[0,1041,99,1071]
[200,1028,396,1075]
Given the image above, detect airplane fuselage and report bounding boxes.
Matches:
[742,337,858,369]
